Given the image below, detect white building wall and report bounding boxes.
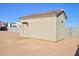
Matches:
[56,13,66,40]
[21,17,57,41]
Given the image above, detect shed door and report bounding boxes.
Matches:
[22,22,28,35]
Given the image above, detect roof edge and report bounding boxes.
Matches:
[19,9,67,20]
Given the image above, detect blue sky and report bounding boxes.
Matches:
[0,3,79,27]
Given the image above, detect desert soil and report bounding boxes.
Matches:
[0,31,79,56]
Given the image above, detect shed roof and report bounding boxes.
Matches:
[20,9,67,20]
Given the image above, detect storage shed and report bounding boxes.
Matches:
[20,9,67,41]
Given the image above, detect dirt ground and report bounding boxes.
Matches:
[0,31,79,56]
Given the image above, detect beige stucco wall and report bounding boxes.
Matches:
[20,13,66,41]
[21,17,57,41]
[56,13,66,40]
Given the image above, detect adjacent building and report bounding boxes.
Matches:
[8,22,21,32]
[0,21,8,31]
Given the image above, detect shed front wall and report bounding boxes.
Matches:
[56,13,66,40]
[21,17,57,41]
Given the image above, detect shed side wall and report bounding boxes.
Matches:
[21,17,56,41]
[56,13,66,40]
